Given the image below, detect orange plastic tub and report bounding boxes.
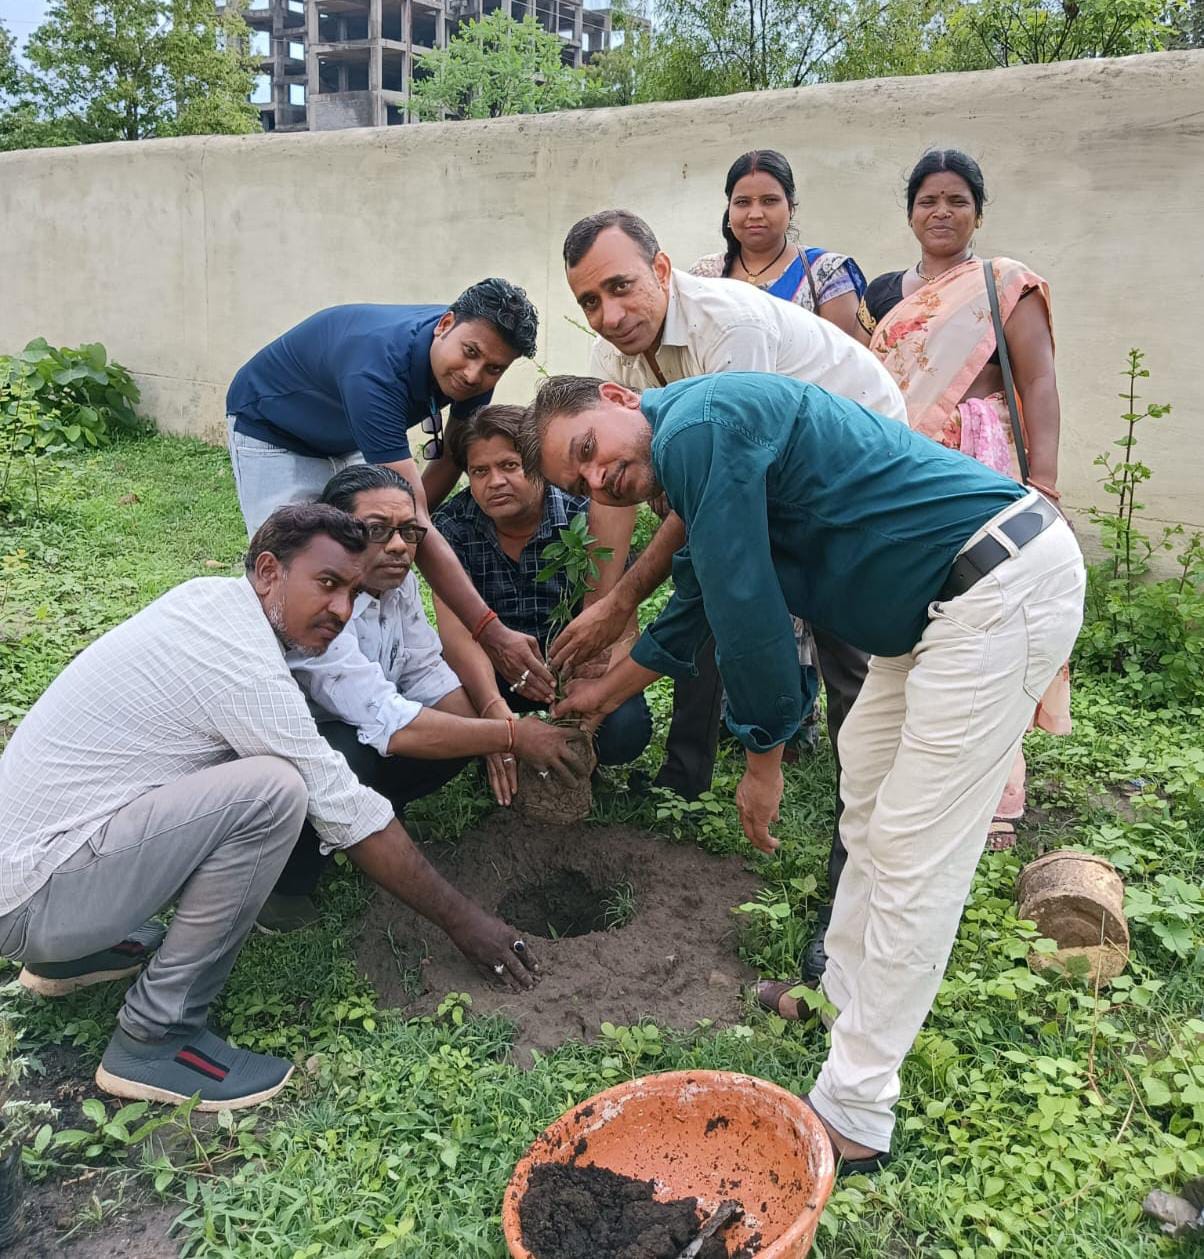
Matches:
[502,1069,835,1258]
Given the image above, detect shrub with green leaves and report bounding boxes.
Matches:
[1075,349,1204,704]
[1,337,146,460]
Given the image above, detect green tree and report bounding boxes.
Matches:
[2,0,258,150]
[829,0,989,80]
[410,11,585,120]
[648,0,896,95]
[950,0,1181,66]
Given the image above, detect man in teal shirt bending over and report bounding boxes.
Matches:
[519,372,1085,1173]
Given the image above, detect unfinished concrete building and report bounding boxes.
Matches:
[235,0,624,132]
[240,0,311,132]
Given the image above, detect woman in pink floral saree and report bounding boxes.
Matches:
[858,149,1070,849]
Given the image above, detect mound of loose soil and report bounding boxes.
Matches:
[355,811,761,1059]
[519,1162,729,1259]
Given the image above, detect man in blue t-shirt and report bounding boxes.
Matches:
[226,278,556,702]
[521,370,1085,1176]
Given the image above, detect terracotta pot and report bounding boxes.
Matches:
[1016,850,1130,983]
[502,1069,835,1259]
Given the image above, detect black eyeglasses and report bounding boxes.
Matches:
[364,521,428,546]
[420,400,445,461]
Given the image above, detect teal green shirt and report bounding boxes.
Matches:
[629,373,1026,752]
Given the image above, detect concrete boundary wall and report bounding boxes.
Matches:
[1,51,1201,528]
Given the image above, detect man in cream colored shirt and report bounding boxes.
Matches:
[549,212,905,972]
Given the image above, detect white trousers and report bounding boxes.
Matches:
[810,496,1086,1151]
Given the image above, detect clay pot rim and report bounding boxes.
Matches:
[1018,849,1121,875]
[501,1068,836,1259]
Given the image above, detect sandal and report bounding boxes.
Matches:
[802,1096,892,1178]
[985,819,1016,853]
[755,978,815,1021]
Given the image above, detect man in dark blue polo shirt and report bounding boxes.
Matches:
[520,371,1085,1173]
[226,279,557,701]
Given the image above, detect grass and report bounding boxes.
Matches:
[2,437,1203,1257]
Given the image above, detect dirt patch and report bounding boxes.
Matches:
[356,812,761,1058]
[498,869,628,938]
[7,1191,179,1258]
[5,1049,180,1257]
[518,1161,731,1259]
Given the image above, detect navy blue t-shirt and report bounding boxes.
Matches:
[226,304,492,463]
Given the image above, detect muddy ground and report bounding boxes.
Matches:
[4,1048,179,1257]
[356,811,762,1059]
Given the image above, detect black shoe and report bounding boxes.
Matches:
[801,908,832,983]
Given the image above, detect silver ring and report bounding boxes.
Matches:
[512,940,526,954]
[502,756,515,763]
[508,669,531,694]
[493,963,505,976]
[538,770,550,779]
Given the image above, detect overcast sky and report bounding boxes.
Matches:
[4,0,48,53]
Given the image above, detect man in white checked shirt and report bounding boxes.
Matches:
[0,505,542,1111]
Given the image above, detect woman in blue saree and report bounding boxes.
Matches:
[690,149,866,339]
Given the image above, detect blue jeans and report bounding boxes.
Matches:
[227,418,364,536]
[504,680,651,767]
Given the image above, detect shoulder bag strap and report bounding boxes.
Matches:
[982,258,1030,484]
[799,248,822,312]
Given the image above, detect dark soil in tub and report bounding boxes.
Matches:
[355,811,761,1060]
[519,1161,733,1259]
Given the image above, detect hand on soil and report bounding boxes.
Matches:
[736,766,784,854]
[484,750,519,806]
[551,677,614,727]
[514,719,592,781]
[449,909,542,990]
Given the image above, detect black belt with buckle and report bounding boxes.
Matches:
[939,495,1061,602]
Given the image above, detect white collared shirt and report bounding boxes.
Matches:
[589,268,907,422]
[289,574,461,756]
[0,576,395,914]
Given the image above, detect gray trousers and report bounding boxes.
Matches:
[0,757,306,1040]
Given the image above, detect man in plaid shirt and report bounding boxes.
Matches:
[434,406,651,791]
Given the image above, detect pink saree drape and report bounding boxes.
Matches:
[869,257,1070,817]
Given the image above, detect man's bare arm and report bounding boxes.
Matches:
[348,819,538,989]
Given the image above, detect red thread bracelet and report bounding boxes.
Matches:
[472,609,498,642]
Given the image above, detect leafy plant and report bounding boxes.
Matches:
[535,511,613,698]
[1,338,147,512]
[1076,349,1204,703]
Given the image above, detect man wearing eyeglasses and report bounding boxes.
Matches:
[225,279,557,703]
[268,464,586,933]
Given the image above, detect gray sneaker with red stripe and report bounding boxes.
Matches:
[19,920,168,997]
[96,1027,293,1111]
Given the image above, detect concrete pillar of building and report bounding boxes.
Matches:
[305,0,320,122]
[369,0,384,125]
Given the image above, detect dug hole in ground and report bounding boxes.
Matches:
[356,811,761,1061]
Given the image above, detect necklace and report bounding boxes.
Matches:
[740,239,789,281]
[916,251,972,283]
